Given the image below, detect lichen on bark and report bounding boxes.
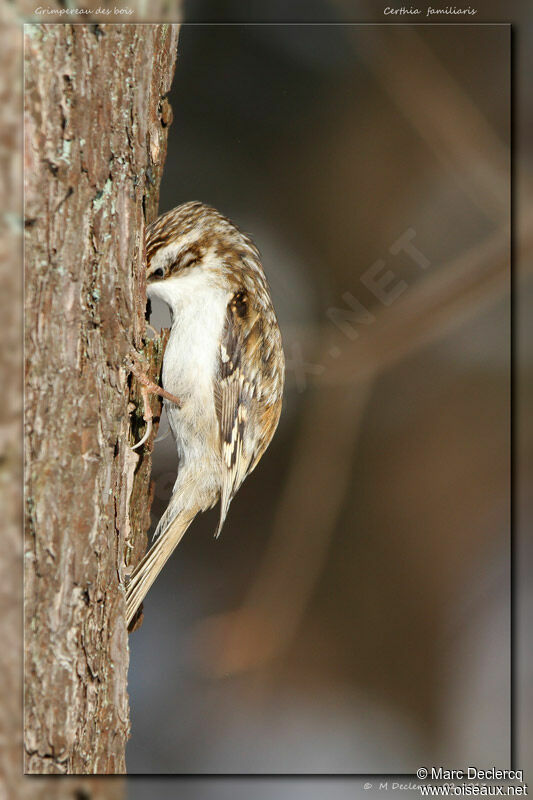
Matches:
[24,22,179,775]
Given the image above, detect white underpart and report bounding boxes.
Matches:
[148,262,231,521]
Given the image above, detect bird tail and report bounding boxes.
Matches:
[125,507,196,626]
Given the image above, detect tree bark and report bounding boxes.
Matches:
[24,22,179,775]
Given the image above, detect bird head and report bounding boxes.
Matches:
[144,201,270,317]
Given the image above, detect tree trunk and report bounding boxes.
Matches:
[24,22,179,775]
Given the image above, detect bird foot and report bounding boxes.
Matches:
[128,355,181,450]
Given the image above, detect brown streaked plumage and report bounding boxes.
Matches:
[126,202,284,626]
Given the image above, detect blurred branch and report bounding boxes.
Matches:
[322,221,515,386]
[354,26,509,225]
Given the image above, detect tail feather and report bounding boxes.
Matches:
[214,490,232,539]
[125,508,196,626]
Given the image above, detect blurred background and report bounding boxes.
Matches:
[126,14,515,776]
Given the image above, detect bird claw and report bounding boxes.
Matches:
[131,384,153,451]
[132,417,153,450]
[128,354,181,450]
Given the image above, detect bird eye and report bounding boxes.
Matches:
[153,267,164,278]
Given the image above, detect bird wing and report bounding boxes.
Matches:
[213,298,257,538]
[214,293,278,538]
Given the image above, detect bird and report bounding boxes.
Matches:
[125,202,285,627]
